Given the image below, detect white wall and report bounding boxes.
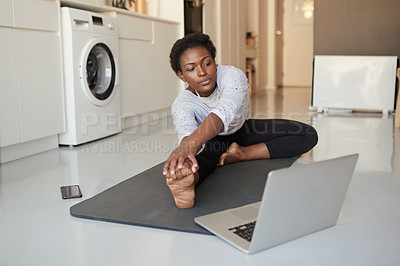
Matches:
[282,0,313,87]
[159,0,184,36]
[263,0,276,90]
[79,0,107,5]
[203,0,220,62]
[203,0,246,72]
[246,0,258,36]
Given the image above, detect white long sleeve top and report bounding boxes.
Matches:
[171,64,249,144]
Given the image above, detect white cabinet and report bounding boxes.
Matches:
[152,21,181,111]
[15,29,64,142]
[118,14,153,41]
[0,28,20,147]
[0,0,13,27]
[13,0,59,31]
[0,0,64,162]
[119,39,155,115]
[117,14,180,118]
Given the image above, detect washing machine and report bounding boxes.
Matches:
[59,7,121,146]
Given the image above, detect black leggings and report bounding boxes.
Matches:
[195,119,318,184]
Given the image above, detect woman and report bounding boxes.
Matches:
[163,33,318,208]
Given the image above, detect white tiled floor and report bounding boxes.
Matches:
[1,88,400,265]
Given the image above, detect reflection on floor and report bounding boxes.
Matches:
[1,87,399,265]
[251,88,314,124]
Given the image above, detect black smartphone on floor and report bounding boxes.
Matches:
[60,185,82,199]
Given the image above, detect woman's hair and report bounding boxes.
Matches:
[169,33,217,74]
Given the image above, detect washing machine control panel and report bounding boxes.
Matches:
[91,14,117,35]
[62,7,118,35]
[92,15,103,26]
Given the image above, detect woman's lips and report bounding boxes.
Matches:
[199,78,211,86]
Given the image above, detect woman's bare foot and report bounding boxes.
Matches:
[218,142,271,166]
[218,142,245,166]
[166,172,199,208]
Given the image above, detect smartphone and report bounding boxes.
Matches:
[60,185,82,199]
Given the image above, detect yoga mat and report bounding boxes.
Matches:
[70,158,297,235]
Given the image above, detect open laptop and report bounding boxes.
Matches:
[195,154,359,254]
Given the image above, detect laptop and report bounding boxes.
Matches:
[195,154,359,254]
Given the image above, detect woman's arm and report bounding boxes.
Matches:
[163,113,224,177]
[212,66,249,135]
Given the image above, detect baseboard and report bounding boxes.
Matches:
[0,135,59,164]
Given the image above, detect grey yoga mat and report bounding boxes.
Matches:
[70,157,297,235]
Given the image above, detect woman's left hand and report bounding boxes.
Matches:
[163,139,199,176]
[163,113,224,177]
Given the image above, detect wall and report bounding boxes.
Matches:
[203,0,246,72]
[79,0,106,5]
[203,0,220,61]
[314,0,400,57]
[258,0,272,90]
[159,0,184,36]
[282,0,313,87]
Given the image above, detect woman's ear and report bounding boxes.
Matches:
[177,71,186,82]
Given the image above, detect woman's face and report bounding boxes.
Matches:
[177,46,217,97]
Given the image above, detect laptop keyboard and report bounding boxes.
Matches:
[228,221,256,242]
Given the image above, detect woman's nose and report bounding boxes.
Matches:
[198,66,206,76]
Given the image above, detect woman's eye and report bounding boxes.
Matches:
[187,68,194,72]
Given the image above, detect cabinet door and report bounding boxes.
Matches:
[15,29,65,142]
[13,0,59,32]
[0,0,13,27]
[0,28,21,147]
[153,22,180,110]
[118,14,153,41]
[119,20,181,116]
[119,39,155,115]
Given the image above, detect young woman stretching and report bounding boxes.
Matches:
[163,33,318,208]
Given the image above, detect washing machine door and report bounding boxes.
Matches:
[81,40,117,106]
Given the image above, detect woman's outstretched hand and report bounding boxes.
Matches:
[163,113,224,178]
[163,138,200,177]
[164,158,194,181]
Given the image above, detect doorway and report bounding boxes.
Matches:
[184,0,203,35]
[277,0,314,88]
